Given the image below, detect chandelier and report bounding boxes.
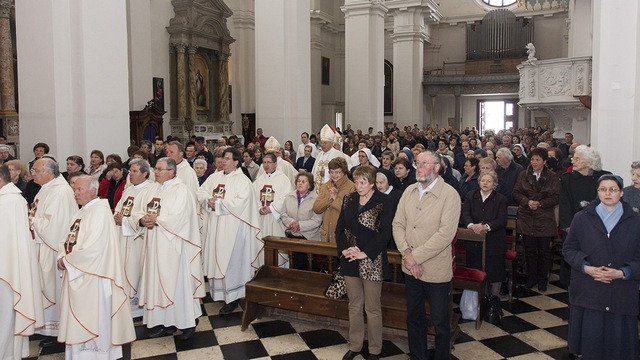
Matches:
[517,0,569,10]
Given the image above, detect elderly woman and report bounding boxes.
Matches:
[461,170,507,324]
[194,158,209,185]
[62,155,86,181]
[563,174,640,360]
[458,157,480,201]
[336,165,393,360]
[350,148,379,175]
[513,144,529,168]
[313,157,355,243]
[375,168,401,205]
[5,159,28,193]
[558,145,611,286]
[512,148,560,292]
[622,161,640,211]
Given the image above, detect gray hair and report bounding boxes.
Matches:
[0,144,13,157]
[0,165,10,183]
[168,140,184,153]
[194,159,207,167]
[496,147,513,161]
[42,158,60,177]
[129,158,151,177]
[478,169,499,184]
[157,157,177,174]
[142,140,153,149]
[574,145,603,171]
[631,161,640,170]
[76,174,99,191]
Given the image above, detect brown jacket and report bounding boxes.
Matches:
[393,177,461,283]
[512,166,560,237]
[312,175,355,243]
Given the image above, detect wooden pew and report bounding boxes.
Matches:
[242,236,461,347]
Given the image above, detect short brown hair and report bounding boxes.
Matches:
[353,165,376,185]
[295,172,315,191]
[328,157,349,174]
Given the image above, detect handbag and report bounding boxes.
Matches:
[324,270,347,299]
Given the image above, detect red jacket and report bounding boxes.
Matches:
[99,175,127,213]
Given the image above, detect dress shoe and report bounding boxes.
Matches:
[39,336,57,348]
[368,354,380,360]
[538,282,548,292]
[219,299,240,315]
[178,327,195,340]
[148,326,176,338]
[342,350,360,360]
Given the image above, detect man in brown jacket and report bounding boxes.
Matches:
[393,150,461,360]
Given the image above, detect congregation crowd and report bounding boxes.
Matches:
[0,122,639,360]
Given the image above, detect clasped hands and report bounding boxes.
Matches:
[584,265,624,283]
[140,213,157,229]
[469,223,488,235]
[528,200,540,210]
[342,246,367,262]
[403,249,423,279]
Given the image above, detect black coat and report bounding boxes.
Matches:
[295,156,315,172]
[336,190,394,279]
[559,169,611,229]
[458,172,479,201]
[512,166,560,237]
[563,200,640,316]
[461,189,508,256]
[496,161,524,205]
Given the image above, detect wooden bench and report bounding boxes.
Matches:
[242,236,461,347]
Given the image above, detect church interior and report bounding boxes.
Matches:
[1,0,640,359]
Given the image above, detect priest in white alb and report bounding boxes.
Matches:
[256,137,298,186]
[113,159,157,318]
[56,175,136,359]
[166,141,199,195]
[29,158,78,348]
[136,157,204,340]
[197,148,262,315]
[0,165,44,360]
[311,124,352,191]
[253,153,293,267]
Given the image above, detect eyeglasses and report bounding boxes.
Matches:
[597,187,620,194]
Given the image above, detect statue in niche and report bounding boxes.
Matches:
[526,43,537,63]
[196,70,206,107]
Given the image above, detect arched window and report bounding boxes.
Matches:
[481,0,516,6]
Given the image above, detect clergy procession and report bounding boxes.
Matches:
[2,121,640,360]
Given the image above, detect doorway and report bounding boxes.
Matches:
[477,99,518,134]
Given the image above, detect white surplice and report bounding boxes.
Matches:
[136,178,204,330]
[197,167,262,303]
[30,175,78,336]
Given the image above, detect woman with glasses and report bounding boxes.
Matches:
[512,148,560,292]
[563,174,640,360]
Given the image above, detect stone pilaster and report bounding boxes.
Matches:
[187,45,197,135]
[0,0,17,140]
[218,52,230,123]
[174,43,187,138]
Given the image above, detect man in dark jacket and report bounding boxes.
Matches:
[295,145,315,172]
[496,147,524,205]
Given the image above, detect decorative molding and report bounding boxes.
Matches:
[424,73,520,95]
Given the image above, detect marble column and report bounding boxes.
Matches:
[218,53,230,124]
[175,43,188,132]
[342,0,388,132]
[187,45,197,134]
[310,15,325,133]
[568,0,593,57]
[389,3,426,127]
[15,0,130,160]
[255,0,311,144]
[591,0,640,181]
[0,0,17,140]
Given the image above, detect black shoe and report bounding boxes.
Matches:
[342,350,360,360]
[538,283,548,292]
[485,295,502,325]
[219,299,240,315]
[368,354,380,360]
[148,326,177,338]
[39,336,57,348]
[178,327,195,340]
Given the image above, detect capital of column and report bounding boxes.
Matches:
[173,43,188,53]
[187,45,198,54]
[0,0,13,18]
[341,0,388,19]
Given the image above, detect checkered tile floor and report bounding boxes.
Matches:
[27,265,573,360]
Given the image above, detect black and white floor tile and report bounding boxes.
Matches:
[26,266,576,359]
